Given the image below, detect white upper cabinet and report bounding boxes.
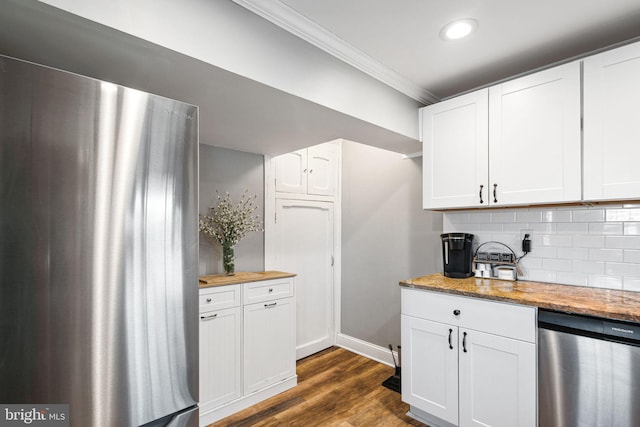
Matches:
[307,144,337,196]
[275,143,338,197]
[422,89,489,209]
[275,149,307,194]
[421,62,581,210]
[489,61,581,206]
[584,41,640,201]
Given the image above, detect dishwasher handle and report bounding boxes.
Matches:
[539,309,640,346]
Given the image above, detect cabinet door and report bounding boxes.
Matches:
[422,89,489,209]
[307,144,337,196]
[459,329,536,427]
[199,307,242,412]
[243,297,295,394]
[275,150,308,194]
[489,61,581,206]
[401,315,459,425]
[584,41,640,201]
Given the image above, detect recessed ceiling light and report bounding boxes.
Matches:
[440,18,478,41]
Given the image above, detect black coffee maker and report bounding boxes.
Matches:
[441,233,475,278]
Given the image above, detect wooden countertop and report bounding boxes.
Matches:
[400,273,640,323]
[199,271,296,288]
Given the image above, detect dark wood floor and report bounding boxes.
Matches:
[208,347,427,426]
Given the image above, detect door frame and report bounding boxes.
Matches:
[264,141,342,350]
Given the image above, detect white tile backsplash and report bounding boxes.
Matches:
[443,203,640,292]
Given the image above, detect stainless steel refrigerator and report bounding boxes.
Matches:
[0,54,199,426]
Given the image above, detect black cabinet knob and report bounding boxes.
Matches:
[453,309,461,316]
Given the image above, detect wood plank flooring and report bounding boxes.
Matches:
[207,347,427,426]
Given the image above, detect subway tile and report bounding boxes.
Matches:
[573,260,605,275]
[589,222,623,235]
[489,233,519,249]
[572,209,605,222]
[471,223,504,232]
[443,212,469,225]
[541,234,572,247]
[606,208,640,222]
[543,258,573,272]
[467,211,491,224]
[588,274,623,289]
[624,222,640,235]
[503,223,527,232]
[556,272,588,286]
[573,235,605,248]
[605,262,640,277]
[531,246,558,258]
[605,235,640,249]
[491,210,516,223]
[520,257,543,269]
[542,209,571,223]
[624,250,640,264]
[557,247,588,260]
[623,277,640,292]
[588,248,623,262]
[600,203,623,209]
[528,269,557,283]
[556,222,588,234]
[516,210,543,223]
[529,223,557,233]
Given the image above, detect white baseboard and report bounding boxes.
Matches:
[335,333,399,368]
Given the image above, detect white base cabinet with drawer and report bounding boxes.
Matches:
[401,288,536,427]
[199,276,297,427]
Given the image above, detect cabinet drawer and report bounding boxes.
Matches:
[199,284,241,312]
[401,288,536,343]
[243,278,294,305]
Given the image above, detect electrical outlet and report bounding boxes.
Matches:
[521,229,532,253]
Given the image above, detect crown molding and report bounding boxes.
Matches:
[232,0,440,105]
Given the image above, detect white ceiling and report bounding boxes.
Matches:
[240,0,640,100]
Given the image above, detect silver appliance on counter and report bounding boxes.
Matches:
[0,55,199,426]
[538,309,640,427]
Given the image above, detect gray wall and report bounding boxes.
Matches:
[341,141,443,348]
[199,144,265,275]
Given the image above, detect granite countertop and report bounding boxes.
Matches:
[400,273,640,323]
[199,270,296,289]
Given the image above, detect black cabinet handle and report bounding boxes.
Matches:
[448,328,453,350]
[453,309,461,316]
[493,183,498,203]
[479,184,484,204]
[463,331,468,353]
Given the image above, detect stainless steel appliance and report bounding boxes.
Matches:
[538,309,640,427]
[441,233,474,278]
[0,55,199,426]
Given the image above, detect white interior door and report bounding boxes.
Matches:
[274,199,334,360]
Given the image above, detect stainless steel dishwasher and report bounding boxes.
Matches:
[538,309,640,427]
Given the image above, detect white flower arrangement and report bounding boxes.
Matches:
[199,190,264,247]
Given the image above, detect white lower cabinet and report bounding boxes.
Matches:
[199,277,296,427]
[401,288,536,427]
[200,306,242,412]
[402,316,459,425]
[243,297,295,394]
